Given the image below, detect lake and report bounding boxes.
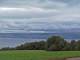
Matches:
[0,38,80,49]
[65,39,80,42]
[0,38,46,48]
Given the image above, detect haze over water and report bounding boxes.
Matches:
[0,38,46,48]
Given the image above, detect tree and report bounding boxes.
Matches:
[75,46,79,51]
[1,47,10,50]
[49,44,57,51]
[45,36,60,51]
[70,40,78,51]
[77,40,80,50]
[44,35,67,51]
[34,41,46,50]
[62,48,66,51]
[55,37,65,51]
[23,42,29,50]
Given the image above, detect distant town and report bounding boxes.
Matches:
[0,33,80,39]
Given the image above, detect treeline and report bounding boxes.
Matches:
[1,35,80,51]
[44,36,80,51]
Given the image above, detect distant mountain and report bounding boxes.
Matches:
[0,33,80,39]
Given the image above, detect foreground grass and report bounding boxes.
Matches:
[0,50,80,60]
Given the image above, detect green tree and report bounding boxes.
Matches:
[1,47,10,50]
[70,40,78,51]
[77,40,80,50]
[45,35,67,51]
[45,36,60,51]
[75,46,79,51]
[49,44,57,51]
[23,42,29,50]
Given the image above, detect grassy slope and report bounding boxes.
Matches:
[0,50,80,60]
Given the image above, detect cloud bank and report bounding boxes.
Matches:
[0,0,80,33]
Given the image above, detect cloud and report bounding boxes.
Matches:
[0,7,61,19]
[0,0,80,33]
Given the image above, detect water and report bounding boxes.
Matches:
[0,38,46,48]
[0,37,80,49]
[65,39,80,42]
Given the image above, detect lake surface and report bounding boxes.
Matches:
[65,39,80,42]
[0,38,80,49]
[0,38,46,48]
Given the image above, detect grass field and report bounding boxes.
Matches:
[0,50,80,60]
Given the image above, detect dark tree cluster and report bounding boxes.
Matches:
[44,36,67,51]
[1,35,80,51]
[44,36,80,51]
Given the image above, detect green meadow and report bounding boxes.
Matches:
[0,50,80,60]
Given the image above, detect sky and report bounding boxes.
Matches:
[0,0,80,33]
